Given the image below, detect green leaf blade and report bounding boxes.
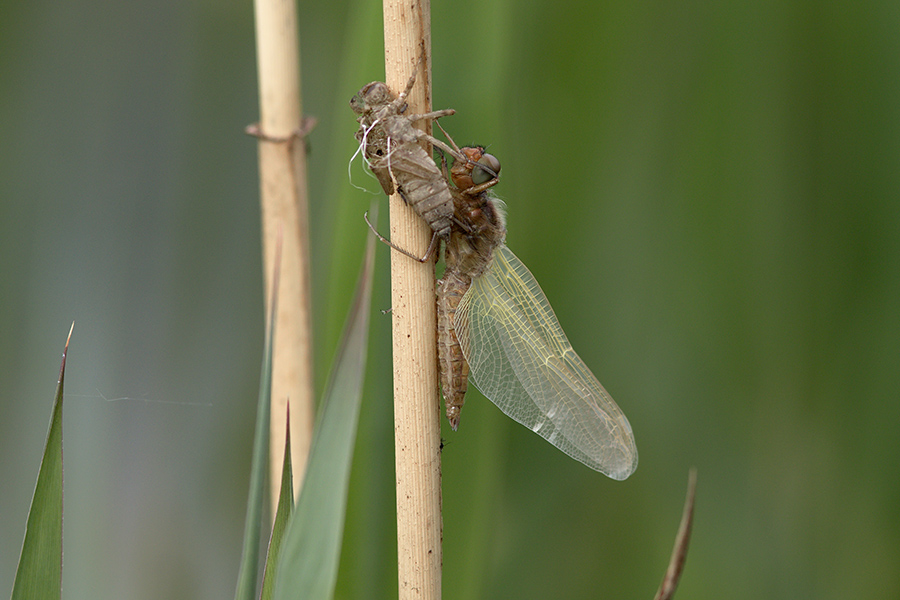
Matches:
[11,322,73,600]
[273,220,376,600]
[260,407,295,600]
[234,245,282,600]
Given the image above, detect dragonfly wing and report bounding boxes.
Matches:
[456,244,638,479]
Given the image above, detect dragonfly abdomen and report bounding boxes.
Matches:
[437,270,472,430]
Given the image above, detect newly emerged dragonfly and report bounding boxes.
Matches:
[438,147,638,479]
[437,147,504,429]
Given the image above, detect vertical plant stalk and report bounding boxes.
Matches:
[252,0,315,515]
[383,1,443,599]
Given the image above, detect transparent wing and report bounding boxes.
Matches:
[455,244,638,479]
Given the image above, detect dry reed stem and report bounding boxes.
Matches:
[383,0,443,598]
[251,0,315,517]
[654,468,698,600]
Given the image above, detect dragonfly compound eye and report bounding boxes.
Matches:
[472,153,501,185]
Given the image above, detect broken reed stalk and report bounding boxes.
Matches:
[251,0,315,517]
[654,468,698,600]
[383,1,443,598]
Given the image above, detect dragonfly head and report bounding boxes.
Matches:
[451,146,501,191]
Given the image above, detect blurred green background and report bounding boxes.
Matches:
[2,0,898,598]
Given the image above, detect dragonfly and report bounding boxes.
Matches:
[437,147,638,479]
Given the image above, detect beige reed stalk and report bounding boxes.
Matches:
[382,1,444,598]
[251,0,314,516]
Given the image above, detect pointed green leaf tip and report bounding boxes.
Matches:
[260,405,295,600]
[12,322,73,600]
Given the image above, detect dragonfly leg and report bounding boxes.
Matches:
[462,175,499,196]
[397,42,425,102]
[363,211,439,263]
[398,120,467,165]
